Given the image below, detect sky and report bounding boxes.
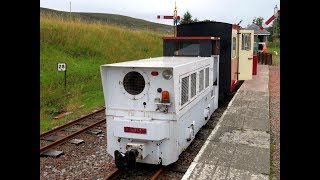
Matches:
[40,0,280,28]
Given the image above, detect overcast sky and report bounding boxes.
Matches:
[40,0,280,28]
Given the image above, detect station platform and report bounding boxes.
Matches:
[182,65,270,180]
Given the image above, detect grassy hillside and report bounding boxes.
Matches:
[40,14,167,133]
[40,7,173,34]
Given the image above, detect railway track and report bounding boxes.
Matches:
[151,166,167,180]
[40,107,106,156]
[104,165,168,180]
[104,169,122,180]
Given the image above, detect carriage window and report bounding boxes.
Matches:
[190,73,196,98]
[242,33,251,50]
[181,76,189,105]
[199,69,204,92]
[232,37,236,58]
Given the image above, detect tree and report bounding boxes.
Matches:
[252,17,264,26]
[194,18,198,22]
[180,11,193,24]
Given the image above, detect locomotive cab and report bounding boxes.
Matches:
[176,22,254,100]
[163,36,220,87]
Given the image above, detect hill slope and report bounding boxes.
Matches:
[40,14,167,133]
[40,7,173,33]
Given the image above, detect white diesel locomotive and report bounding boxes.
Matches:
[101,40,220,169]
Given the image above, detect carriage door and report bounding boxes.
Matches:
[237,30,254,80]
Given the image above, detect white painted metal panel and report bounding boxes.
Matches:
[112,118,170,141]
[101,66,175,116]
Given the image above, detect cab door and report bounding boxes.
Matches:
[237,30,254,80]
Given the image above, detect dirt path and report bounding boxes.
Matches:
[269,65,280,180]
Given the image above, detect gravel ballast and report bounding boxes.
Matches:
[269,66,280,180]
[40,124,115,180]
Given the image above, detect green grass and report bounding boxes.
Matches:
[40,14,167,133]
[267,41,280,66]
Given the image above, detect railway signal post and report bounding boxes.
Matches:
[260,6,280,31]
[157,1,180,37]
[260,5,280,57]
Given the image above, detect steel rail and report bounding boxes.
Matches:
[151,166,167,180]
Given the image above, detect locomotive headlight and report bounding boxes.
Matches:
[162,70,173,80]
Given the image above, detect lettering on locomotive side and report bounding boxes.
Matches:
[124,127,147,134]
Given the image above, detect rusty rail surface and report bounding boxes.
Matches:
[104,166,166,180]
[104,169,122,180]
[151,166,167,180]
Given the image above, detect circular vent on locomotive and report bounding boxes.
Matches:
[123,71,146,95]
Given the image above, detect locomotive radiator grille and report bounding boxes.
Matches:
[123,71,145,95]
[199,69,204,92]
[191,73,196,98]
[205,67,209,88]
[181,76,189,105]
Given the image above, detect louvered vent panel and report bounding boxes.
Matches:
[199,70,204,92]
[205,67,209,88]
[190,73,196,98]
[181,76,189,105]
